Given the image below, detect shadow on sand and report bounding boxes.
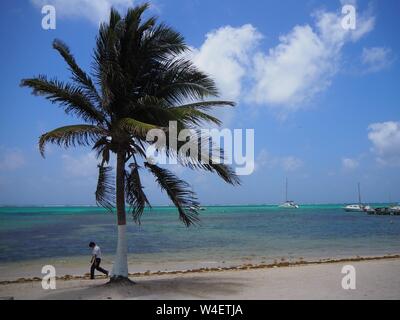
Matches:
[43,275,247,300]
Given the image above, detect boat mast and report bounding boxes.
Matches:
[286,178,288,202]
[358,182,362,204]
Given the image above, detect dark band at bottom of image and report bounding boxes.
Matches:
[2,300,399,318]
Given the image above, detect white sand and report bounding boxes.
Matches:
[1,258,399,300]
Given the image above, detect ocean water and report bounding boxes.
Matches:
[0,205,399,264]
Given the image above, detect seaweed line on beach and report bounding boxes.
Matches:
[1,254,399,285]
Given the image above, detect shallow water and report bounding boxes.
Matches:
[0,205,399,264]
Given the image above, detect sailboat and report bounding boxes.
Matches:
[389,204,400,214]
[388,194,400,214]
[279,178,299,209]
[344,183,374,213]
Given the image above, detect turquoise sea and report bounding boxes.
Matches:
[0,205,399,264]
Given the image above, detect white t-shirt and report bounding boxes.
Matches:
[92,245,101,258]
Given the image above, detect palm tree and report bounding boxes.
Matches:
[21,3,240,282]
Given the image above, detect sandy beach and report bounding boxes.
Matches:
[2,0,400,307]
[1,256,399,300]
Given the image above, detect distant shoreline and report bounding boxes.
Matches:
[0,203,397,208]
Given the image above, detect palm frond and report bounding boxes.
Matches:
[125,97,177,126]
[124,3,151,36]
[92,136,111,163]
[154,58,219,104]
[92,21,124,110]
[140,23,187,60]
[168,100,235,126]
[168,107,222,126]
[137,16,157,35]
[173,100,236,110]
[52,39,101,105]
[208,163,241,186]
[20,76,106,124]
[163,130,241,186]
[145,162,200,226]
[118,117,161,139]
[108,7,122,28]
[119,3,152,70]
[125,163,151,223]
[39,125,106,157]
[95,165,115,211]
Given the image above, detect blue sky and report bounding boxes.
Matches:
[0,0,399,206]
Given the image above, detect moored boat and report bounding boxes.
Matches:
[279,201,299,209]
[343,183,374,213]
[278,178,299,209]
[344,204,365,212]
[390,205,400,215]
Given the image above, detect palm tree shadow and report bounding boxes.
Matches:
[44,275,247,300]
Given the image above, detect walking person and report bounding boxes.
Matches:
[89,242,109,279]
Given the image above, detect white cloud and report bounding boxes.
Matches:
[368,121,400,166]
[32,0,377,118]
[255,149,303,172]
[249,7,374,112]
[62,152,99,177]
[188,5,374,116]
[31,0,135,24]
[342,157,359,170]
[362,47,394,73]
[251,25,333,110]
[339,0,357,6]
[281,156,303,172]
[0,148,26,171]
[254,148,269,171]
[189,24,262,101]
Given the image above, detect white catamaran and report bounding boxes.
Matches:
[344,183,373,213]
[390,205,400,214]
[279,178,299,209]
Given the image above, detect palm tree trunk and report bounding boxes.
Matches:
[111,150,129,279]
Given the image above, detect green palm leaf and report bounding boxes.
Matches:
[125,163,151,224]
[118,118,161,139]
[154,58,219,104]
[164,130,241,186]
[173,100,235,110]
[39,125,106,157]
[168,107,222,126]
[145,162,200,226]
[95,165,115,211]
[20,76,106,124]
[208,163,241,186]
[52,39,101,105]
